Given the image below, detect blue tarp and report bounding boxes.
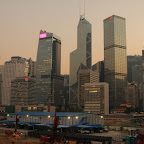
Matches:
[35,124,71,128]
[18,122,40,125]
[77,118,86,126]
[0,120,15,124]
[35,124,53,127]
[0,120,40,126]
[0,121,106,128]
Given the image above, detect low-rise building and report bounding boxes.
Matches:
[7,112,104,126]
[126,83,139,109]
[84,83,109,114]
[15,105,56,113]
[78,69,99,109]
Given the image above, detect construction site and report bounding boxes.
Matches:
[0,112,144,143]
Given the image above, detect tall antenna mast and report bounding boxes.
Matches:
[84,0,85,18]
[79,0,81,17]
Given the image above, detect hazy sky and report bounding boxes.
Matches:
[0,0,144,74]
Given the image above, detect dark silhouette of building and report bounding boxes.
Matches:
[92,61,104,82]
[127,55,142,83]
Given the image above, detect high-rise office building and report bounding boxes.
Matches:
[63,74,69,110]
[127,55,142,83]
[0,66,4,105]
[104,15,127,110]
[69,16,92,108]
[29,58,36,78]
[142,50,144,111]
[36,30,64,107]
[2,56,32,105]
[139,83,143,111]
[92,61,104,82]
[132,65,142,83]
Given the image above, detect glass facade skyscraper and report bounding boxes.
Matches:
[104,15,127,110]
[142,50,144,111]
[69,16,92,108]
[36,31,63,106]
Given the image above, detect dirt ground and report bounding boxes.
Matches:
[0,134,40,144]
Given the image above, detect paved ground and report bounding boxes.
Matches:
[90,131,129,143]
[0,127,129,143]
[0,127,41,144]
[0,134,40,144]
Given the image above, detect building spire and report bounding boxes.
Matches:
[79,0,86,19]
[84,0,85,18]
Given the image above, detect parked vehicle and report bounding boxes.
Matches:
[78,128,90,134]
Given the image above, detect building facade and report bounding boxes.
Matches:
[36,31,64,107]
[63,75,69,110]
[142,50,144,111]
[104,15,127,111]
[132,65,142,84]
[15,105,56,113]
[10,77,36,105]
[78,69,99,109]
[29,59,36,78]
[127,55,142,83]
[2,57,32,105]
[84,83,109,114]
[126,83,139,109]
[69,16,92,108]
[138,83,143,111]
[0,66,4,105]
[92,61,104,82]
[7,112,104,126]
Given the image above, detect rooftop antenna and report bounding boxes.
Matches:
[84,0,85,18]
[78,0,81,17]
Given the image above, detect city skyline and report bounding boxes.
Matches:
[0,0,144,74]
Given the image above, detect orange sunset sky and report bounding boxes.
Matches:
[0,0,144,74]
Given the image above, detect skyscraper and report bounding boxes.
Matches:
[142,50,144,111]
[132,65,142,83]
[92,61,104,82]
[36,30,64,107]
[104,15,127,110]
[127,55,142,83]
[2,56,31,105]
[69,16,92,108]
[0,66,4,105]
